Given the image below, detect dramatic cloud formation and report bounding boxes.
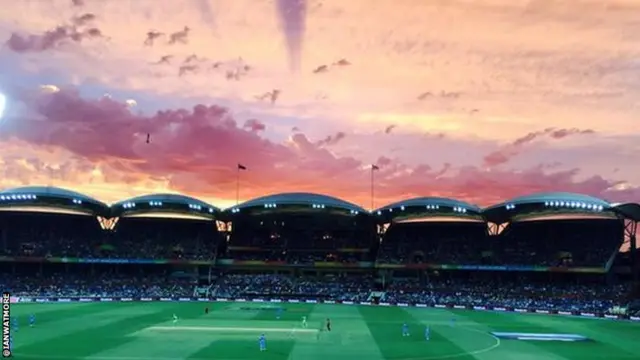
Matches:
[0,0,638,214]
[276,0,307,71]
[2,88,639,211]
[483,128,597,167]
[5,12,103,53]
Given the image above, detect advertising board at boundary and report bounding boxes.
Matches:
[9,296,640,322]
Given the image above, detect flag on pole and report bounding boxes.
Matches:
[371,164,379,170]
[237,164,247,170]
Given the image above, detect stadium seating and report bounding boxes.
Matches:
[0,212,220,260]
[0,273,193,298]
[377,219,622,268]
[0,195,635,316]
[223,214,374,263]
[1,270,630,313]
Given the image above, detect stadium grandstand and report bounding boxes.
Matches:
[1,186,638,315]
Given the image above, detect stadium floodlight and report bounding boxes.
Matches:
[0,93,5,120]
[400,206,405,211]
[376,211,381,215]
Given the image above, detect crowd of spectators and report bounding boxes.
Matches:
[0,271,632,313]
[0,213,623,267]
[214,274,371,302]
[1,274,193,298]
[0,214,219,260]
[211,274,628,313]
[224,250,366,264]
[384,278,628,313]
[377,221,621,268]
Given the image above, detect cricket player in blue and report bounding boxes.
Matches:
[402,323,410,337]
[276,308,283,320]
[29,314,36,327]
[450,318,456,326]
[11,317,18,331]
[259,333,267,351]
[9,335,13,350]
[424,326,430,341]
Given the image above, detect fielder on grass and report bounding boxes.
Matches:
[259,333,267,352]
[301,316,307,328]
[402,323,410,337]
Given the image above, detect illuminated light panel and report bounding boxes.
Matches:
[516,213,617,222]
[0,206,92,216]
[123,212,213,221]
[395,216,484,224]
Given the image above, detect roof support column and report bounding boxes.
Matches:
[625,219,638,282]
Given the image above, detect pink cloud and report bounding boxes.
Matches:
[316,132,346,146]
[5,13,103,53]
[1,88,639,207]
[483,127,596,167]
[243,119,266,132]
[168,27,190,45]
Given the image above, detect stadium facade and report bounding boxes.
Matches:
[0,186,637,274]
[2,185,640,319]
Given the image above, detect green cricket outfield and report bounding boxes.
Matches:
[7,301,640,360]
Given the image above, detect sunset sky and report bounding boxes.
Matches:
[0,0,639,210]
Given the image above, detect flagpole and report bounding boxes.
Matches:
[370,166,374,211]
[236,166,240,206]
